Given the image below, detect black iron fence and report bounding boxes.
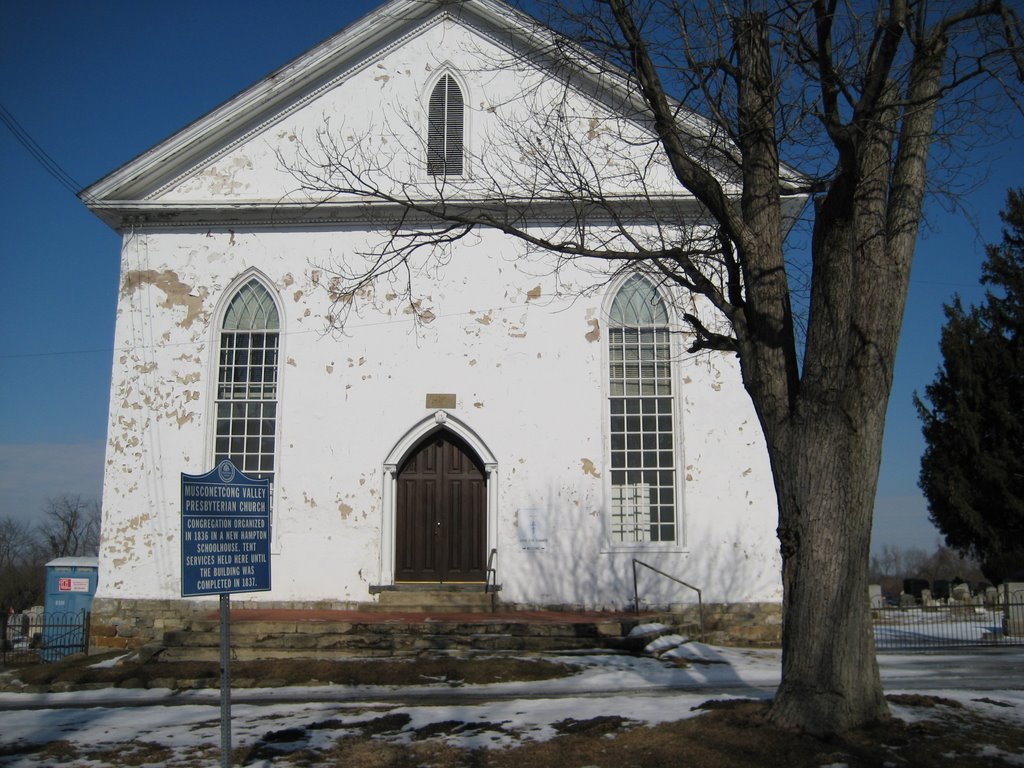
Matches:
[1,610,90,665]
[873,600,1024,651]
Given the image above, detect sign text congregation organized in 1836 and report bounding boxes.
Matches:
[181,461,271,597]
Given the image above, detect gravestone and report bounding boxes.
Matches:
[868,584,882,608]
[903,578,929,602]
[1003,582,1024,636]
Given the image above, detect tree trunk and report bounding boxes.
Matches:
[760,40,941,731]
[761,159,902,733]
[768,408,889,733]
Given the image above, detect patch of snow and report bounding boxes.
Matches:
[645,634,687,654]
[627,622,670,637]
[889,688,1024,728]
[976,744,1024,766]
[88,652,133,669]
[662,642,728,662]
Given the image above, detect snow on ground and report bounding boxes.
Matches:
[888,689,1024,728]
[874,606,1010,647]
[86,653,133,670]
[0,690,751,765]
[0,645,1022,767]
[627,622,672,637]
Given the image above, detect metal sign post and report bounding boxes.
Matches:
[181,460,272,768]
[220,593,231,768]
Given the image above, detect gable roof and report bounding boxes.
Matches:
[81,0,799,231]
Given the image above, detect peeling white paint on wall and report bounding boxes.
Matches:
[98,223,781,607]
[87,0,785,612]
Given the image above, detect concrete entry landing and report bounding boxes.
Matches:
[371,585,497,613]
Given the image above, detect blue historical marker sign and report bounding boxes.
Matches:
[181,460,271,597]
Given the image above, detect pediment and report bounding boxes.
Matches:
[82,0,749,230]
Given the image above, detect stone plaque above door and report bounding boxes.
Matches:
[425,393,457,409]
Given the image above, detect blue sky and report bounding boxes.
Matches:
[1,1,1020,556]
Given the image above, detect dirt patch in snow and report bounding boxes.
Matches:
[6,698,1020,767]
[232,698,1024,768]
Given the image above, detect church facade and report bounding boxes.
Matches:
[83,0,789,646]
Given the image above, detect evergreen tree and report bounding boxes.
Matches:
[917,189,1024,583]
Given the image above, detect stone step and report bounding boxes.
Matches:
[157,633,626,661]
[179,617,632,636]
[371,588,496,612]
[156,614,665,660]
[165,621,637,646]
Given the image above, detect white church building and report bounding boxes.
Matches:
[83,0,787,647]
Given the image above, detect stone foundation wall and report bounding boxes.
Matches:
[701,602,783,645]
[501,601,784,646]
[89,597,369,652]
[89,597,783,652]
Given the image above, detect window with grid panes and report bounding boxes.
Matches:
[608,275,676,543]
[427,74,463,176]
[215,278,279,485]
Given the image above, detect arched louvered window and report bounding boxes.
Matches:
[214,278,280,484]
[608,275,676,543]
[427,74,464,176]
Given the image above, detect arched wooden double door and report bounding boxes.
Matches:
[395,430,487,582]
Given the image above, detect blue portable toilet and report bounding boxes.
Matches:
[42,557,99,661]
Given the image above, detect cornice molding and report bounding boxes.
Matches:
[92,194,720,231]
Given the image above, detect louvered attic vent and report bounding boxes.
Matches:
[427,74,464,176]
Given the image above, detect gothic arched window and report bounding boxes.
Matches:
[608,275,676,543]
[214,278,280,484]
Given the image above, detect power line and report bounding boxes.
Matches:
[0,347,114,361]
[0,101,83,197]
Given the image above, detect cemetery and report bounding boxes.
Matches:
[871,580,1024,650]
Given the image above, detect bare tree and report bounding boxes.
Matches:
[38,495,101,560]
[0,517,45,611]
[914,542,984,584]
[870,543,910,582]
[0,498,100,613]
[0,517,33,573]
[281,0,1023,734]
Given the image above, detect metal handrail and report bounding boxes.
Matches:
[485,548,498,593]
[632,558,704,641]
